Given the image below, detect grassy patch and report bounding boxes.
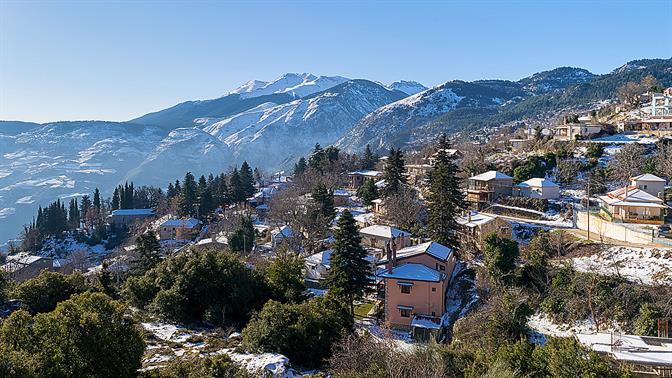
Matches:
[354,302,374,320]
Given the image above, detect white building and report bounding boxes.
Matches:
[629,173,666,198]
[514,178,560,199]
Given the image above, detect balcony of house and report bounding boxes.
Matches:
[603,206,666,225]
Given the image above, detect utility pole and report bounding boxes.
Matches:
[587,182,590,241]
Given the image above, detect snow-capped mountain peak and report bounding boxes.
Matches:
[386,80,427,96]
[228,73,349,99]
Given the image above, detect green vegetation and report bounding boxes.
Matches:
[0,292,144,377]
[11,270,88,314]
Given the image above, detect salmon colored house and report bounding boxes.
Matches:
[378,241,456,335]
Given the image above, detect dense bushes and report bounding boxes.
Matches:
[0,292,144,377]
[242,296,352,368]
[141,355,249,378]
[11,270,88,314]
[123,248,269,326]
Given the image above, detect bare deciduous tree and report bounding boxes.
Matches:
[382,186,426,234]
[608,143,646,184]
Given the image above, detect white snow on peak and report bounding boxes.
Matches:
[386,80,427,96]
[376,85,464,118]
[228,73,349,99]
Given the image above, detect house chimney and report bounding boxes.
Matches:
[391,236,398,268]
[385,241,393,271]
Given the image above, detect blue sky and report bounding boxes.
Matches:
[1,0,670,123]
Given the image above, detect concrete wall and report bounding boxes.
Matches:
[577,211,655,245]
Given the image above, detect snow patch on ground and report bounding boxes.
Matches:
[572,246,672,285]
[527,313,621,344]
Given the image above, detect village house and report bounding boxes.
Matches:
[377,240,455,340]
[457,211,512,249]
[109,208,155,227]
[466,170,513,207]
[359,225,412,250]
[159,218,201,240]
[333,189,351,206]
[553,115,604,141]
[371,198,385,215]
[405,149,463,184]
[629,173,666,198]
[347,170,383,189]
[514,177,560,200]
[599,186,669,225]
[304,248,377,283]
[0,253,53,282]
[576,333,672,378]
[619,117,672,136]
[271,225,297,248]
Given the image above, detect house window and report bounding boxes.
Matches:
[432,287,436,292]
[400,285,411,294]
[431,312,436,316]
[400,309,411,318]
[439,265,445,271]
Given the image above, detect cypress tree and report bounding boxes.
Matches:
[361,144,378,170]
[179,172,198,217]
[68,198,80,229]
[80,195,91,220]
[427,134,466,250]
[382,147,407,197]
[229,168,243,203]
[111,188,120,210]
[326,210,371,316]
[93,188,101,211]
[198,175,214,216]
[239,161,255,199]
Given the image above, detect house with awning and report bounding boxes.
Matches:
[599,186,669,225]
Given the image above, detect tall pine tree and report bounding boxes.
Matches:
[197,175,214,217]
[382,147,407,197]
[293,157,307,176]
[111,188,121,210]
[427,134,466,250]
[132,230,161,275]
[229,168,243,203]
[311,183,335,222]
[326,210,371,316]
[93,188,101,211]
[179,172,198,217]
[239,161,256,199]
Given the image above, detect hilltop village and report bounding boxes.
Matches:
[1,79,672,377]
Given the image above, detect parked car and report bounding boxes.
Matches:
[657,224,671,237]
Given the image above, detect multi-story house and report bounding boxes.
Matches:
[466,170,513,207]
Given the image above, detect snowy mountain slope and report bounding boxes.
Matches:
[124,128,234,185]
[228,73,349,99]
[518,67,596,94]
[0,121,42,136]
[337,80,526,151]
[386,80,427,95]
[0,121,164,246]
[195,79,407,169]
[130,92,296,131]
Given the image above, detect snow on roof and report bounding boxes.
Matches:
[515,178,559,188]
[307,249,375,268]
[111,208,154,216]
[411,315,443,330]
[469,170,512,181]
[457,211,497,227]
[379,263,444,282]
[576,333,672,367]
[348,170,382,177]
[256,204,269,210]
[599,187,667,207]
[272,225,294,238]
[333,189,350,196]
[360,224,411,239]
[380,241,453,263]
[630,173,666,183]
[160,218,201,228]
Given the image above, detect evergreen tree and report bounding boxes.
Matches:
[132,231,161,275]
[93,188,101,211]
[308,143,325,172]
[427,134,466,250]
[229,216,255,254]
[216,173,229,206]
[173,179,181,194]
[197,175,214,217]
[326,210,371,316]
[68,198,80,229]
[80,195,92,220]
[179,172,198,217]
[361,144,378,170]
[382,147,407,197]
[484,233,519,284]
[294,157,308,176]
[166,183,176,199]
[253,167,262,185]
[111,188,120,210]
[229,168,243,203]
[239,161,256,199]
[311,183,335,222]
[357,178,379,206]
